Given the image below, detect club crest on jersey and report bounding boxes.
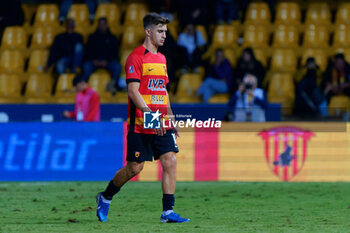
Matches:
[129,65,135,74]
[148,79,166,91]
[135,151,140,158]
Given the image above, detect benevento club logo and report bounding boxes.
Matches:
[259,126,314,181]
[143,111,221,129]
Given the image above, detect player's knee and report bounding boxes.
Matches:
[163,154,177,171]
[128,162,144,176]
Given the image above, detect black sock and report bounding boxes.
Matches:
[102,180,120,200]
[162,194,175,211]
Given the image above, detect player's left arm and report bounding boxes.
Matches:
[166,91,180,138]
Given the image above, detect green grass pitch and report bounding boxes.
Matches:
[0,182,350,233]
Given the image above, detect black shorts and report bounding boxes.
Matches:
[126,129,179,162]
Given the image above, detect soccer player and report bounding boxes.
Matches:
[96,13,190,223]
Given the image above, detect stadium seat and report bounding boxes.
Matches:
[92,3,121,37]
[124,3,148,26]
[167,21,179,41]
[328,95,350,116]
[1,26,27,50]
[88,72,112,103]
[208,94,230,103]
[333,24,350,48]
[335,3,350,25]
[252,48,268,67]
[275,2,301,25]
[302,24,329,49]
[34,4,59,28]
[305,3,331,26]
[55,73,76,103]
[211,25,238,49]
[25,73,53,103]
[22,4,37,25]
[272,24,299,48]
[267,72,295,115]
[0,73,22,103]
[270,49,297,72]
[27,50,49,74]
[242,24,269,48]
[67,4,90,29]
[121,26,145,50]
[30,27,56,50]
[245,2,271,25]
[175,73,202,103]
[112,91,129,103]
[300,48,328,71]
[0,50,25,74]
[196,25,208,43]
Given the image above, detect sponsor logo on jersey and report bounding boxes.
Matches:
[151,95,165,104]
[148,79,166,91]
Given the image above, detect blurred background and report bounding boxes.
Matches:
[1,0,350,183]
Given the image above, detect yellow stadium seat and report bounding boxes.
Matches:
[67,4,90,29]
[335,3,350,25]
[55,73,76,103]
[300,48,328,71]
[275,2,301,25]
[27,49,49,73]
[111,91,129,103]
[124,3,148,26]
[242,24,269,48]
[30,27,56,50]
[175,73,202,103]
[212,25,238,49]
[303,24,329,48]
[22,4,37,25]
[270,49,297,72]
[196,25,207,43]
[333,48,350,63]
[328,95,350,116]
[267,72,295,115]
[305,3,331,25]
[333,24,350,48]
[167,21,179,41]
[88,72,112,103]
[272,24,299,48]
[121,26,145,50]
[208,94,230,103]
[93,3,122,37]
[0,73,22,103]
[245,2,271,25]
[1,26,27,50]
[25,73,53,103]
[34,4,59,28]
[0,50,25,74]
[252,48,268,67]
[120,49,133,71]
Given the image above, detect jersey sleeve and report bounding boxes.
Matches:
[125,54,142,83]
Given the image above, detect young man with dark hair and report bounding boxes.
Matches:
[96,13,190,223]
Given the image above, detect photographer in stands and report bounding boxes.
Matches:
[227,73,267,122]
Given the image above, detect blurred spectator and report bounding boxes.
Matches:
[227,74,267,122]
[175,0,210,29]
[322,53,350,103]
[197,49,233,103]
[45,19,83,74]
[0,0,24,37]
[83,18,121,91]
[216,0,239,24]
[294,57,324,116]
[63,75,100,122]
[177,23,206,72]
[59,0,101,22]
[236,48,265,88]
[148,0,175,21]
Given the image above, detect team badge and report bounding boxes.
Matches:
[135,151,140,158]
[129,65,135,74]
[259,127,314,181]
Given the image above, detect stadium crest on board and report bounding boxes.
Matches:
[258,127,314,181]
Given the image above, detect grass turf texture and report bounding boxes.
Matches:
[0,182,349,233]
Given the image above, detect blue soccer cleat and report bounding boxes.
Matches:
[96,192,111,222]
[160,212,190,223]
